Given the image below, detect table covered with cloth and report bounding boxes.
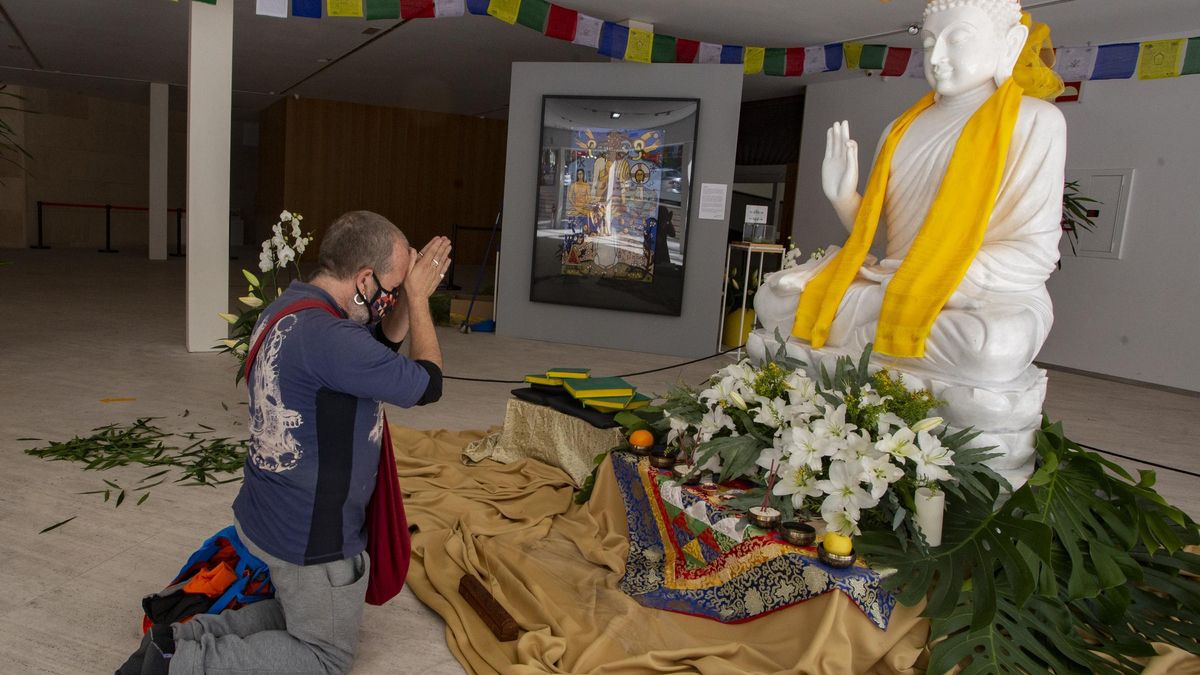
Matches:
[394,425,929,674]
[611,451,895,629]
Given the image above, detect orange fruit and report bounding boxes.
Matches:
[628,429,654,448]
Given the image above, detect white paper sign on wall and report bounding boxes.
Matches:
[698,183,728,220]
[745,205,769,224]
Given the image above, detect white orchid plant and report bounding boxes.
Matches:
[216,210,313,382]
[642,343,1001,540]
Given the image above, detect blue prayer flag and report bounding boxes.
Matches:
[824,43,844,72]
[1091,43,1139,80]
[466,0,489,15]
[292,0,321,18]
[598,22,629,59]
[720,45,744,65]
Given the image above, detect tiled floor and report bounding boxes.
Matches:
[1,248,1196,674]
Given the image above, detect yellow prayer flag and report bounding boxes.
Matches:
[327,0,363,16]
[1137,39,1186,80]
[744,47,765,75]
[625,28,653,64]
[487,0,520,24]
[845,42,864,69]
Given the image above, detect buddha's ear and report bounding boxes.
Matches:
[995,22,1029,86]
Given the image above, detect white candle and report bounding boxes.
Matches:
[914,487,945,547]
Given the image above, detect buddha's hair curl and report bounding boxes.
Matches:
[923,0,1022,34]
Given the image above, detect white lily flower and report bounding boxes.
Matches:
[772,460,823,509]
[823,508,860,536]
[664,413,692,445]
[833,429,876,464]
[812,403,856,440]
[728,390,748,410]
[279,210,292,221]
[911,416,945,434]
[756,442,785,474]
[816,460,879,520]
[219,339,239,349]
[860,454,905,499]
[876,412,906,435]
[698,407,735,443]
[218,312,239,325]
[781,426,833,471]
[913,431,955,483]
[696,451,723,475]
[876,427,918,464]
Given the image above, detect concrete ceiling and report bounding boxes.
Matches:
[0,0,1198,120]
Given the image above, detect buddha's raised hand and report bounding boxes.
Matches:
[822,121,861,231]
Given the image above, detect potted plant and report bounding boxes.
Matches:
[1061,180,1099,257]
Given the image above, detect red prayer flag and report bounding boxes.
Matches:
[881,47,912,77]
[544,3,577,41]
[785,47,805,76]
[675,38,700,64]
[400,0,434,18]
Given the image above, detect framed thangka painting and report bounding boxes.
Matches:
[530,96,699,315]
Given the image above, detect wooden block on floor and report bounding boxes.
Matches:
[457,574,519,642]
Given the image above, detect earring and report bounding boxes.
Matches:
[353,293,367,306]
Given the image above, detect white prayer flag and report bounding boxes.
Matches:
[434,0,464,17]
[906,50,926,79]
[803,46,826,74]
[1055,46,1099,81]
[698,42,722,64]
[256,0,288,18]
[573,14,602,48]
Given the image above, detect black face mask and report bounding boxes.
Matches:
[361,272,399,326]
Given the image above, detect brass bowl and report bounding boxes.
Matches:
[628,443,652,456]
[747,507,782,530]
[817,543,857,568]
[673,464,699,484]
[779,521,816,547]
[648,454,676,469]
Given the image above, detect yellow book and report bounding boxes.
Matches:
[583,393,652,412]
[563,377,634,399]
[524,374,563,386]
[545,367,590,380]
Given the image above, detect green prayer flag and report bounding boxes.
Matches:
[365,0,399,19]
[652,34,677,63]
[764,47,786,76]
[1182,37,1200,76]
[515,0,549,31]
[859,44,887,70]
[193,0,217,4]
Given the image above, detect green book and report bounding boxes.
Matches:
[563,376,634,399]
[582,392,652,412]
[545,367,590,380]
[524,374,563,386]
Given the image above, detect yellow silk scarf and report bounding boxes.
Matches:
[792,78,1024,358]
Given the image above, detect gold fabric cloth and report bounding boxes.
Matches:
[462,399,624,487]
[397,425,929,674]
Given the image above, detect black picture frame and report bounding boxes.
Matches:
[529,95,701,316]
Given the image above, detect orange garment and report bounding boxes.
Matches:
[182,561,238,598]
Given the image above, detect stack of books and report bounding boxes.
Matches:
[522,368,651,412]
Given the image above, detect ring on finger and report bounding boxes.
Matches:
[432,259,441,267]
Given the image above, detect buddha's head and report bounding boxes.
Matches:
[921,0,1028,97]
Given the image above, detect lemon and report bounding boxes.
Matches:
[823,532,853,556]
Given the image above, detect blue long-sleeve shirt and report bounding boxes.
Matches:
[233,281,432,565]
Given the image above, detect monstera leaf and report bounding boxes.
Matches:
[929,583,1099,674]
[857,478,1052,627]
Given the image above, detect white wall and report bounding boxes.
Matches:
[791,73,1200,392]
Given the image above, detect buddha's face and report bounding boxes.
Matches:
[921,6,1024,97]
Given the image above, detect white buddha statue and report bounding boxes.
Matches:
[750,0,1066,487]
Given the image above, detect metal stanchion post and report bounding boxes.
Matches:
[99,203,118,253]
[31,201,50,249]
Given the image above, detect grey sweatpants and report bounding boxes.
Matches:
[168,522,369,675]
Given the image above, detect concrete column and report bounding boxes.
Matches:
[185,0,233,352]
[148,82,169,261]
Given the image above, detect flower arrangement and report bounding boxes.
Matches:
[216,210,313,381]
[655,343,999,540]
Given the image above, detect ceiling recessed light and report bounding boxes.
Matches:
[610,112,621,119]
